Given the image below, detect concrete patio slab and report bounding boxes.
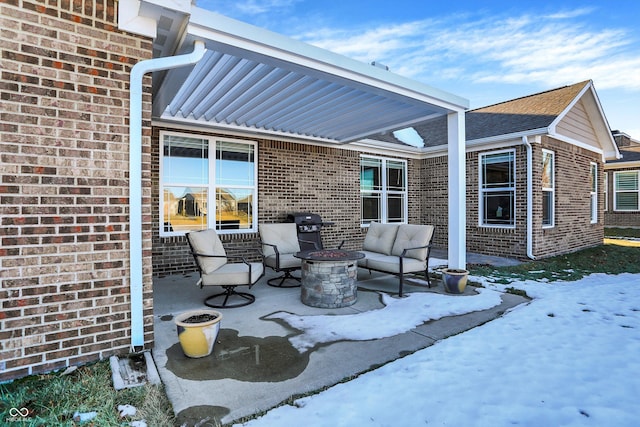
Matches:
[152,259,527,426]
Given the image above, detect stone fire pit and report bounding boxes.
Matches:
[294,250,365,308]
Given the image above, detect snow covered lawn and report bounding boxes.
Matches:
[237,273,640,426]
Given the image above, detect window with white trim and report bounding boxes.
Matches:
[479,150,515,227]
[160,132,257,235]
[542,150,555,227]
[590,162,598,223]
[604,172,608,211]
[614,171,640,211]
[360,156,407,225]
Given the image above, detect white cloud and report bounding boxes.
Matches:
[294,9,640,92]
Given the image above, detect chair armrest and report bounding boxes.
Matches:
[399,244,432,258]
[192,252,228,259]
[260,242,280,254]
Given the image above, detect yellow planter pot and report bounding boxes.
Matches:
[174,309,223,358]
[441,269,469,294]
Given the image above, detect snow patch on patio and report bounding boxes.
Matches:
[265,288,503,352]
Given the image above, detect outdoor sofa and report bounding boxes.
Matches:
[340,222,435,297]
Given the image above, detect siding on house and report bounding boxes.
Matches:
[555,98,598,143]
[0,1,153,382]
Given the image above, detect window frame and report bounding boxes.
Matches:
[478,149,516,228]
[590,162,598,224]
[613,170,640,212]
[360,155,408,226]
[541,149,555,228]
[604,172,608,212]
[159,131,259,236]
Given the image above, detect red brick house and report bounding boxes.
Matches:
[604,131,640,227]
[1,0,470,381]
[0,0,619,381]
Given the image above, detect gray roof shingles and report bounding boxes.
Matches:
[374,81,591,147]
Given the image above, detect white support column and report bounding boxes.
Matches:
[447,110,466,269]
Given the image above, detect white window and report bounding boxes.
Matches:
[542,150,555,227]
[479,150,515,227]
[604,172,608,211]
[160,132,258,235]
[360,156,407,225]
[614,171,640,211]
[590,162,598,223]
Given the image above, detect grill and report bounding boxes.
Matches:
[286,212,333,251]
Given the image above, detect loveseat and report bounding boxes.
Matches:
[340,222,435,297]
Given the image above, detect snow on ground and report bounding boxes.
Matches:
[237,273,640,426]
[265,288,502,352]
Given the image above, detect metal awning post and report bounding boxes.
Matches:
[447,110,467,270]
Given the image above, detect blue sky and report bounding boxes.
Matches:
[196,0,640,138]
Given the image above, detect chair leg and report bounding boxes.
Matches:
[267,269,301,288]
[204,286,255,308]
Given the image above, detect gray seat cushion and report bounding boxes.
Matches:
[365,252,427,274]
[264,253,301,269]
[200,262,264,286]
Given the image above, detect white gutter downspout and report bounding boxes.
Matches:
[523,136,535,260]
[129,41,206,350]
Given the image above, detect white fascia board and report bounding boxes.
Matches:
[153,119,424,158]
[185,7,469,112]
[604,160,640,169]
[421,129,546,157]
[548,131,606,159]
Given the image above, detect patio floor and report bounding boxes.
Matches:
[151,252,525,425]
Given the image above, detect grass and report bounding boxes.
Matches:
[3,241,640,426]
[0,360,175,426]
[469,243,640,284]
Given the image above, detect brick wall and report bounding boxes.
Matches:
[0,0,153,381]
[151,128,425,275]
[421,140,603,260]
[533,137,604,257]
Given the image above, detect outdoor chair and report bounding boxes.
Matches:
[186,229,264,308]
[259,223,316,288]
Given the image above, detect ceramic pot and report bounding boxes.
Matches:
[174,309,222,358]
[441,268,469,294]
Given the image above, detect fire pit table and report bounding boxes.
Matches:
[294,249,365,308]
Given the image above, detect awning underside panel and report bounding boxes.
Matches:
[159,50,446,142]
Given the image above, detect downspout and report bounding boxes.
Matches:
[129,40,207,350]
[523,136,535,260]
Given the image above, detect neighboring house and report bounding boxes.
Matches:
[604,131,640,228]
[395,81,620,259]
[0,0,619,382]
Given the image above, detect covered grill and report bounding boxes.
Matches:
[286,212,333,251]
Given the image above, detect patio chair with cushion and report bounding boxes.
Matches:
[186,229,264,308]
[259,223,315,288]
